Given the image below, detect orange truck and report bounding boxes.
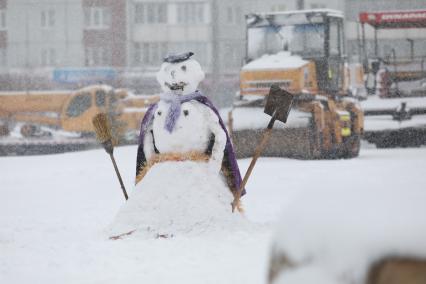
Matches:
[229,9,365,159]
[0,85,158,155]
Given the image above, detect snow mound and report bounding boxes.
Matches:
[270,183,426,284]
[108,161,250,239]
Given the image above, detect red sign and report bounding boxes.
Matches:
[359,10,426,29]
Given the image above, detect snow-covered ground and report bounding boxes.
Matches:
[1,145,426,283]
[363,114,426,131]
[361,95,426,131]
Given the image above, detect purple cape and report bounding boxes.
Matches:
[135,95,246,196]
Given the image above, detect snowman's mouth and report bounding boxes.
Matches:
[165,82,187,91]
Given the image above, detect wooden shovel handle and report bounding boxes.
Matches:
[232,117,276,212]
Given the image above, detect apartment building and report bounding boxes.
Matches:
[2,0,424,99]
[128,0,212,71]
[83,0,126,67]
[0,0,6,68]
[0,0,345,72]
[1,0,126,71]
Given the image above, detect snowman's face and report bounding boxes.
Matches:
[156,59,205,95]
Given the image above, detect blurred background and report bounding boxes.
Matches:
[0,0,425,107]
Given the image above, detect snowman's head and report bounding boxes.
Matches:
[156,52,205,95]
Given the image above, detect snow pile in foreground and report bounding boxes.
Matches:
[271,181,426,284]
[108,161,250,239]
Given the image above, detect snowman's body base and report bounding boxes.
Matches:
[109,160,246,239]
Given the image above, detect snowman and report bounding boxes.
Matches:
[135,52,245,200]
[107,52,248,239]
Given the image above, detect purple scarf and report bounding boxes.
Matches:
[160,91,202,133]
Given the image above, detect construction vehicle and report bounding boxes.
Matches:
[0,85,158,155]
[359,9,426,147]
[229,9,364,159]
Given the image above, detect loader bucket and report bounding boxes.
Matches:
[232,126,316,159]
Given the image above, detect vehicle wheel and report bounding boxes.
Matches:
[307,118,324,159]
[342,134,361,158]
[0,124,9,136]
[20,124,37,137]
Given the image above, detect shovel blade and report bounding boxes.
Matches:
[264,84,295,124]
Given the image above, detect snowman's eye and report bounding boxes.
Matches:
[181,65,187,72]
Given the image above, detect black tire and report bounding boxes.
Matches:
[342,134,361,158]
[308,118,323,159]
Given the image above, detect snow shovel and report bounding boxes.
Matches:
[92,113,128,200]
[231,85,294,212]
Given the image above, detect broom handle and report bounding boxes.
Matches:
[109,153,129,200]
[232,116,276,212]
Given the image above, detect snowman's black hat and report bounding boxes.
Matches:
[163,52,194,63]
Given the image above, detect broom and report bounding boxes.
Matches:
[92,113,128,200]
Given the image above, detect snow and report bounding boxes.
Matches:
[274,266,339,284]
[242,52,308,71]
[363,114,426,131]
[231,107,311,130]
[123,107,148,113]
[109,161,253,238]
[361,95,426,131]
[5,123,81,140]
[255,9,344,19]
[0,147,270,283]
[156,58,204,95]
[149,100,225,156]
[1,146,426,283]
[270,148,426,284]
[361,95,426,110]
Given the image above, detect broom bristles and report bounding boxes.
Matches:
[92,113,112,143]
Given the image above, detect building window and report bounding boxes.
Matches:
[135,42,168,66]
[227,7,233,23]
[134,43,141,64]
[169,42,208,66]
[85,46,111,66]
[0,48,6,67]
[134,3,167,24]
[311,3,327,9]
[329,21,339,55]
[84,7,111,29]
[223,43,240,68]
[271,5,287,12]
[177,2,205,24]
[66,93,92,117]
[0,10,6,30]
[226,6,242,24]
[41,9,55,28]
[41,48,56,66]
[134,42,171,66]
[235,6,242,23]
